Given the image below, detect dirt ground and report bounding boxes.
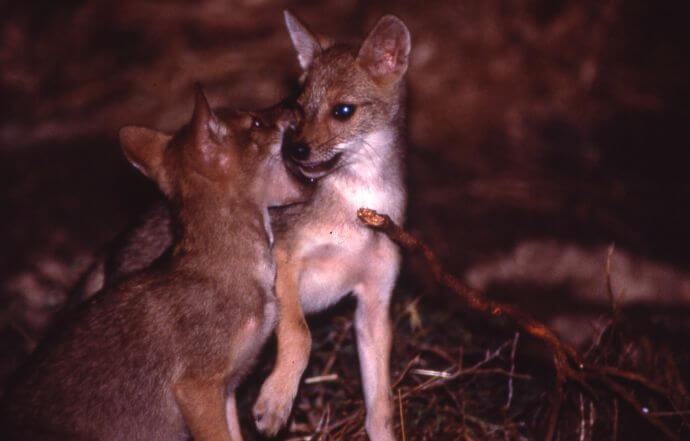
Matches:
[1,1,689,439]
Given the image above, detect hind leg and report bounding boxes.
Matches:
[174,376,233,441]
[225,394,243,441]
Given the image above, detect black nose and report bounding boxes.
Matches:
[282,128,311,161]
[289,142,311,161]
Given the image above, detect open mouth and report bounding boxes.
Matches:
[285,152,343,182]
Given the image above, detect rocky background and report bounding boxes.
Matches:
[1,1,689,439]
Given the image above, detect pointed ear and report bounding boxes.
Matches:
[119,125,171,181]
[191,83,224,151]
[284,10,321,71]
[192,83,213,144]
[357,15,411,84]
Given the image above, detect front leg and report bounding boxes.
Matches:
[225,394,242,441]
[355,246,400,441]
[253,251,312,436]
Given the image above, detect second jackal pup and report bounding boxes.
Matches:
[1,87,304,441]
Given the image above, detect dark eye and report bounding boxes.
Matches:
[332,103,356,121]
[251,116,264,129]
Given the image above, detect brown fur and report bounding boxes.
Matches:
[67,12,410,441]
[1,88,306,441]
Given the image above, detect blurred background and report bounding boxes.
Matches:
[1,0,689,438]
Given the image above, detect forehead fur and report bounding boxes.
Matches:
[163,117,246,187]
[302,45,402,111]
[299,47,404,131]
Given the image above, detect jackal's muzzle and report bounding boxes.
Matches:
[281,128,343,181]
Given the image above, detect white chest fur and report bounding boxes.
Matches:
[332,129,403,222]
[287,128,405,312]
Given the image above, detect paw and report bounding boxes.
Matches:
[252,376,297,436]
[366,426,396,441]
[366,411,396,441]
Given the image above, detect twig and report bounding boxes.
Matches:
[399,388,407,441]
[357,207,579,441]
[650,410,690,417]
[392,354,421,389]
[357,208,581,364]
[578,393,586,441]
[401,340,530,400]
[597,366,671,397]
[596,374,680,441]
[304,374,339,384]
[357,207,685,441]
[315,404,330,441]
[411,368,454,378]
[588,399,596,441]
[325,410,363,438]
[545,357,565,441]
[416,343,458,366]
[605,244,619,315]
[612,399,618,441]
[505,332,520,409]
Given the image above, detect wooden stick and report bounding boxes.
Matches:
[357,207,683,441]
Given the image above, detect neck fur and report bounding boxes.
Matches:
[318,127,405,221]
[172,193,268,266]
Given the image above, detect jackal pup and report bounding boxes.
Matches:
[252,12,411,441]
[66,12,411,441]
[1,87,304,441]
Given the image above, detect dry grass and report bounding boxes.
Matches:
[243,267,690,440]
[1,1,689,439]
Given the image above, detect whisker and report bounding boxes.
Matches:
[348,134,383,171]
